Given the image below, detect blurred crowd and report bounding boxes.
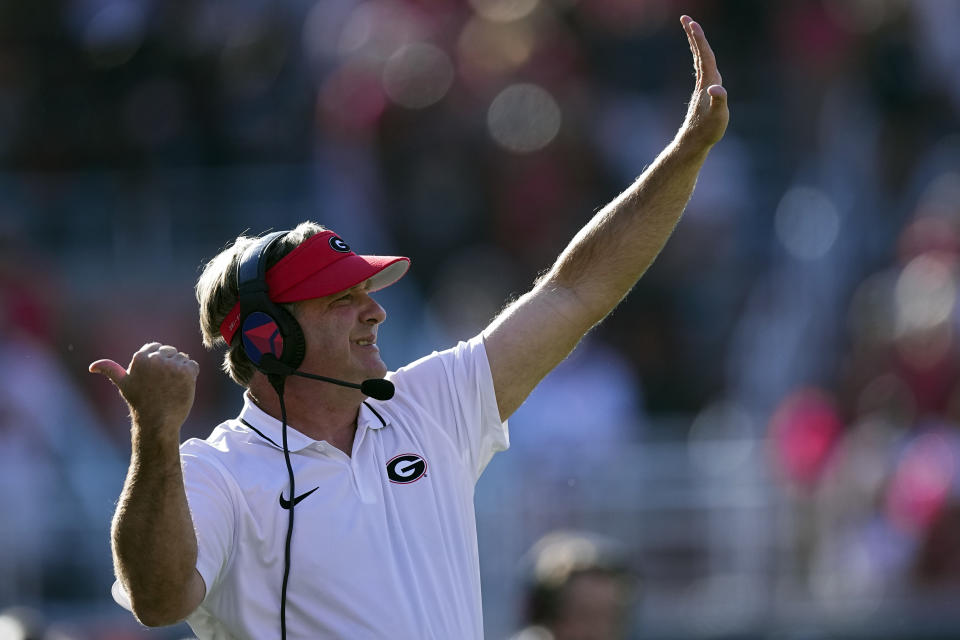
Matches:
[2,0,960,637]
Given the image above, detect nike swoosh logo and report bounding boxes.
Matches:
[279,486,319,509]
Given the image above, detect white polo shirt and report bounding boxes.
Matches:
[114,335,508,639]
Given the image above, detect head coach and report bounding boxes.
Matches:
[90,16,727,640]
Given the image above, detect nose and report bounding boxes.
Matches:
[360,293,387,325]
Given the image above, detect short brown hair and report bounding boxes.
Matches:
[195,221,326,386]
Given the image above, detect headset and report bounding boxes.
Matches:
[236,231,305,378]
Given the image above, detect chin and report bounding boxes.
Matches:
[356,358,388,381]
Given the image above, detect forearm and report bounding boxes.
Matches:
[544,136,712,320]
[112,422,201,626]
[482,17,727,419]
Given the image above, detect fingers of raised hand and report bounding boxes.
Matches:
[682,16,722,91]
[682,16,701,86]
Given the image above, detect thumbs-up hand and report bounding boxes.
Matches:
[90,342,200,437]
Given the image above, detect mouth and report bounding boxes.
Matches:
[353,336,378,348]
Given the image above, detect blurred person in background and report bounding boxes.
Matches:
[510,531,636,640]
[89,15,726,639]
[0,236,125,605]
[773,189,960,609]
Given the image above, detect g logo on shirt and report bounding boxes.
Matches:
[386,453,428,484]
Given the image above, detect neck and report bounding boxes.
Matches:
[248,374,363,455]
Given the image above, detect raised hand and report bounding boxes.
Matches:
[679,15,728,149]
[90,342,199,436]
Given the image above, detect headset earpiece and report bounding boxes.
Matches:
[235,231,306,374]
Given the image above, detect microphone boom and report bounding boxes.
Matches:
[291,370,395,401]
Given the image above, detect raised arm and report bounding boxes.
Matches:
[90,343,206,626]
[483,16,729,421]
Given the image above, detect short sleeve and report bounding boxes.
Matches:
[389,334,509,480]
[180,445,237,599]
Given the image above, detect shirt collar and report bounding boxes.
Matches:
[360,400,390,430]
[239,393,316,452]
[238,393,389,452]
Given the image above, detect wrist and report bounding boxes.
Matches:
[130,414,184,447]
[669,134,714,163]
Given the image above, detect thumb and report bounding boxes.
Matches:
[707,84,727,108]
[89,359,128,388]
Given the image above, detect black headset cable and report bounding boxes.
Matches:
[268,374,295,640]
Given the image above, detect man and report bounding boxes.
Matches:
[511,531,636,640]
[91,15,727,639]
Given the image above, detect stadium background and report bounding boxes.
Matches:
[2,0,960,637]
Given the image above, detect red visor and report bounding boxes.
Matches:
[219,230,409,344]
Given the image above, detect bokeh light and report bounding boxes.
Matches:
[468,0,540,23]
[302,0,359,66]
[487,83,561,153]
[768,388,843,489]
[894,254,956,335]
[382,43,454,110]
[886,430,957,535]
[338,0,428,61]
[0,614,27,639]
[774,186,841,261]
[83,1,146,68]
[457,18,536,88]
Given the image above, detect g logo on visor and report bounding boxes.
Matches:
[329,236,351,253]
[241,312,284,364]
